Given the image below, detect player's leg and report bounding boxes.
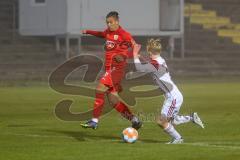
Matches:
[171,93,205,128]
[108,68,142,129]
[172,113,204,128]
[92,83,109,120]
[172,114,192,125]
[171,94,193,125]
[157,98,183,144]
[107,92,142,130]
[107,92,133,121]
[81,82,108,129]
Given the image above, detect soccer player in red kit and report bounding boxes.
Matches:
[80,11,142,130]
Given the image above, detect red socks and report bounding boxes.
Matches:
[114,102,134,121]
[93,93,134,121]
[92,92,105,119]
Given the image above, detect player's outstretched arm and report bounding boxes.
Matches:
[82,30,106,38]
[133,44,141,59]
[133,44,157,73]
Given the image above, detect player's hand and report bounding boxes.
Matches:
[135,44,141,52]
[82,30,87,34]
[133,44,141,58]
[114,55,125,63]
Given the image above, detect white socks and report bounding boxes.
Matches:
[164,123,181,140]
[92,118,99,123]
[172,115,193,125]
[163,115,193,140]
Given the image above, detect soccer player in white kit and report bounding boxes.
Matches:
[133,39,204,144]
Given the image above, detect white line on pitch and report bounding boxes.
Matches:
[2,133,240,150]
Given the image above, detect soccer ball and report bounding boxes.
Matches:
[122,127,138,143]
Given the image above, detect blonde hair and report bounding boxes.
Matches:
[146,38,162,55]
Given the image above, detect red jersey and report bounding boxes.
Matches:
[86,26,135,70]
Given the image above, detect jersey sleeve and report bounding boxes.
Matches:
[123,32,136,48]
[85,29,107,38]
[123,32,136,58]
[134,58,158,73]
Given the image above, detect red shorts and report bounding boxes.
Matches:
[100,68,125,93]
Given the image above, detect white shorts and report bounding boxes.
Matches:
[161,92,183,118]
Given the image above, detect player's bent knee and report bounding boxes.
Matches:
[108,93,120,106]
[109,97,119,106]
[156,115,168,128]
[96,83,108,93]
[95,89,104,94]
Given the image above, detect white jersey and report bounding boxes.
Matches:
[134,56,182,99]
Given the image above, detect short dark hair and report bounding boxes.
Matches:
[106,11,119,20]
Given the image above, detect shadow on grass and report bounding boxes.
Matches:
[46,129,164,144]
[46,129,119,142]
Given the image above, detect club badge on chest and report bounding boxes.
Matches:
[114,35,119,40]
